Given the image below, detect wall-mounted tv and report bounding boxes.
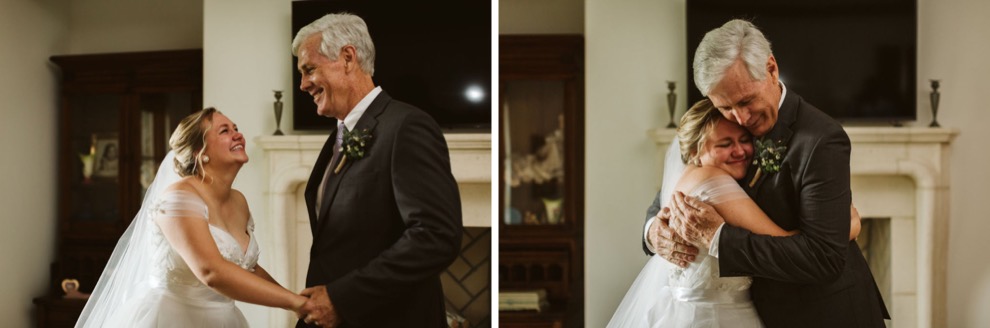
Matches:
[687,0,917,123]
[291,0,491,131]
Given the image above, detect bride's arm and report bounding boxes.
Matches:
[685,167,857,240]
[153,196,306,312]
[252,264,280,286]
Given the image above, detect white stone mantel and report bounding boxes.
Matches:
[254,132,490,327]
[256,132,492,225]
[649,126,959,328]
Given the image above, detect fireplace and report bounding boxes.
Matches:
[256,133,491,327]
[651,127,957,328]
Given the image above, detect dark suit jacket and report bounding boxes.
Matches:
[300,91,462,328]
[643,91,888,327]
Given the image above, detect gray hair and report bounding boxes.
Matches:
[292,13,376,76]
[693,19,773,96]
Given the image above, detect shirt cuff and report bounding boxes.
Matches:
[644,217,656,253]
[708,223,725,258]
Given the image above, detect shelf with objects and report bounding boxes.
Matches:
[33,49,202,328]
[498,35,584,328]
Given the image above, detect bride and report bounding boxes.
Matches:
[77,108,309,327]
[607,99,861,327]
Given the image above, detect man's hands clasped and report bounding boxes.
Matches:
[293,285,340,328]
[649,192,726,267]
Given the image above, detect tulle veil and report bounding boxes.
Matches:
[607,136,684,327]
[76,151,181,327]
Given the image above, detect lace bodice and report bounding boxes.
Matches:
[667,174,752,294]
[146,190,259,301]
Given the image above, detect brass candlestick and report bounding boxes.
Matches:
[666,81,677,128]
[273,90,285,135]
[929,80,941,128]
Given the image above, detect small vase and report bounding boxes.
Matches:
[929,80,941,128]
[666,81,677,128]
[79,153,95,183]
[273,90,285,135]
[542,198,563,224]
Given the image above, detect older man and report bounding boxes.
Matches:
[292,13,462,328]
[645,19,889,327]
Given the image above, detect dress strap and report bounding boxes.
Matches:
[153,190,209,220]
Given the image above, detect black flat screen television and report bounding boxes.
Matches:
[291,0,491,131]
[687,0,917,123]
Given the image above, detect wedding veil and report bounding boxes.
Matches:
[607,137,684,327]
[660,136,685,208]
[76,151,181,327]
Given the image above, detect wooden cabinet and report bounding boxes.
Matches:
[34,50,202,327]
[499,35,584,327]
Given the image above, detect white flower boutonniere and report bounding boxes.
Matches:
[334,128,372,174]
[748,137,788,187]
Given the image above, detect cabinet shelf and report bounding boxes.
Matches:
[499,35,584,328]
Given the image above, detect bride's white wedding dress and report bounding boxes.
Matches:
[102,190,258,327]
[607,174,764,328]
[77,152,259,328]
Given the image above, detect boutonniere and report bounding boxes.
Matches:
[334,128,373,174]
[748,137,788,187]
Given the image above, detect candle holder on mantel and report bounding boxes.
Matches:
[929,80,941,128]
[272,90,285,135]
[665,81,677,128]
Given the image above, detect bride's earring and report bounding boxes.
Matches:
[201,155,210,164]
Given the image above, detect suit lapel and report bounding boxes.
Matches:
[314,91,389,233]
[306,128,339,235]
[747,91,799,197]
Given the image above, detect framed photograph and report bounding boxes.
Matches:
[93,134,119,178]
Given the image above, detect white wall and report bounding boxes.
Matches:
[922,0,990,326]
[499,0,584,35]
[583,0,686,326]
[65,0,202,54]
[203,0,295,325]
[0,1,67,326]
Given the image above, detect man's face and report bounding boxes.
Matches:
[707,56,782,137]
[297,34,349,119]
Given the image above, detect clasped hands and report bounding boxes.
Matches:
[292,285,339,328]
[649,191,724,268]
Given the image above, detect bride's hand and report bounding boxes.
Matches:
[290,294,310,318]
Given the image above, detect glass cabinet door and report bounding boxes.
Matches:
[502,80,567,226]
[68,94,122,222]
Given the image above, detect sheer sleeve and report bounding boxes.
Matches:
[690,174,748,205]
[151,190,209,220]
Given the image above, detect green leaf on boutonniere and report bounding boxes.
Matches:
[748,137,787,187]
[334,128,373,174]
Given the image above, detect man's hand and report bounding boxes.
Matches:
[650,207,698,268]
[669,192,724,250]
[299,286,339,328]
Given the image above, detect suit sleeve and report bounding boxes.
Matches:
[718,127,851,283]
[642,189,665,255]
[326,111,463,320]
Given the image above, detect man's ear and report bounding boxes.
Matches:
[340,45,357,71]
[766,54,779,81]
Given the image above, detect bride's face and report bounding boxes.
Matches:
[697,118,753,180]
[202,113,249,166]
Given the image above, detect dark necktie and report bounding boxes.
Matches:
[316,122,345,218]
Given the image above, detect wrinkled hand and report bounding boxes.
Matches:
[299,286,339,328]
[669,192,724,250]
[650,207,698,268]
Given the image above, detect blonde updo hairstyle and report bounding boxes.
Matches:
[677,99,724,166]
[169,107,219,179]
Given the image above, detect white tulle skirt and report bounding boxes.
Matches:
[102,287,248,328]
[607,256,764,328]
